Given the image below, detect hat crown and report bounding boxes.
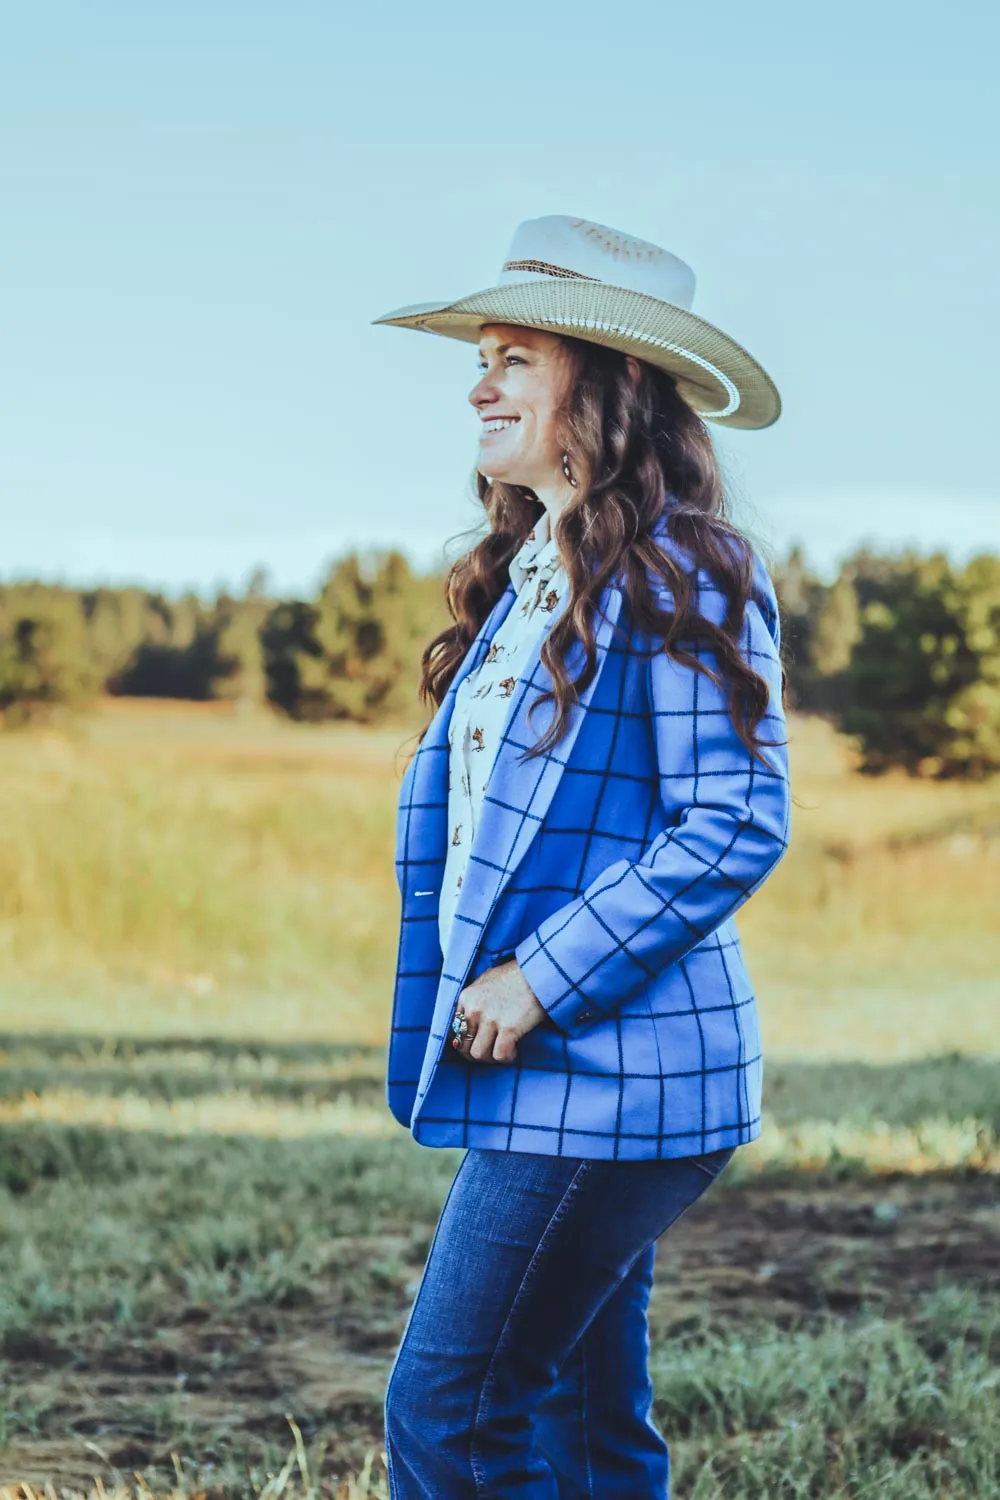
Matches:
[498,215,697,311]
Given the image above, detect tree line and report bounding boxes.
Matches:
[2,541,998,778]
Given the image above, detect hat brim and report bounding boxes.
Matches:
[372,277,781,430]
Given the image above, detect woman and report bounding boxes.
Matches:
[372,215,791,1498]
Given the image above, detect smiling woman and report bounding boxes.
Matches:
[417,308,782,772]
[372,214,789,1499]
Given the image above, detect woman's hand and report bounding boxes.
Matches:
[455,957,548,1064]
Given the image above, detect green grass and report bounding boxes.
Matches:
[659,1289,1000,1499]
[4,1295,997,1498]
[0,1093,997,1495]
[1,1041,997,1174]
[4,1039,997,1127]
[0,1047,997,1494]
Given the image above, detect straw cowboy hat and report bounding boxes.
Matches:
[372,214,781,431]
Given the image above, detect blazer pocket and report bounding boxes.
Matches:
[481,946,518,968]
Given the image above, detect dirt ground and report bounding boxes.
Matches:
[3,1172,997,1489]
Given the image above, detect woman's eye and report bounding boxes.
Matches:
[476,355,524,372]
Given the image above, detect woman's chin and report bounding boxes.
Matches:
[476,455,529,486]
[477,461,509,483]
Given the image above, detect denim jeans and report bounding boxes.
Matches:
[384,1144,735,1498]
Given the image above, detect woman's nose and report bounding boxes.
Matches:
[468,371,497,409]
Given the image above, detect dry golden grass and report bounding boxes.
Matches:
[0,1426,392,1498]
[741,713,1000,1059]
[0,699,997,1059]
[0,701,408,1043]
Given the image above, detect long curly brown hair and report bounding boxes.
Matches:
[411,332,787,768]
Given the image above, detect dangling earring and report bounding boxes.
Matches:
[561,451,578,489]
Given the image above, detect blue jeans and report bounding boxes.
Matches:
[384,1144,734,1498]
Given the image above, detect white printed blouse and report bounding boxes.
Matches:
[438,508,568,958]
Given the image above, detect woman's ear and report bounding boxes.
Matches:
[625,355,642,384]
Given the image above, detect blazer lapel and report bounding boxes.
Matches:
[460,510,675,950]
[437,576,626,998]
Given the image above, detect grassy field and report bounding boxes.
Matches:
[0,699,998,1497]
[0,700,997,1056]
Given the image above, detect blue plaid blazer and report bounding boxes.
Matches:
[388,512,791,1160]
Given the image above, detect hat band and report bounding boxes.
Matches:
[502,258,598,281]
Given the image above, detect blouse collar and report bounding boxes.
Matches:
[508,509,564,595]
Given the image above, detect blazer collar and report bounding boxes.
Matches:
[407,508,674,804]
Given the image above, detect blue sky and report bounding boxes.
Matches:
[1,1,996,596]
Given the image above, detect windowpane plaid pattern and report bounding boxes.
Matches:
[389,512,791,1160]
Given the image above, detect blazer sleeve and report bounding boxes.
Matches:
[513,549,792,1035]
